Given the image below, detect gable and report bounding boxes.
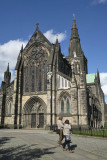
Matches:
[23,28,52,56]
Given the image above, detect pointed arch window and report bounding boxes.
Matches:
[9,103,11,115]
[66,99,70,113]
[61,100,64,113]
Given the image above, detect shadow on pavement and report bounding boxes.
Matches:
[71,144,77,151]
[0,137,15,147]
[0,137,56,160]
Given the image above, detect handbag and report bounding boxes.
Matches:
[56,129,60,134]
[65,135,71,141]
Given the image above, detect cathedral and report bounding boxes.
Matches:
[0,19,105,129]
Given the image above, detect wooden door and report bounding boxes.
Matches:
[31,113,36,128]
[39,113,44,128]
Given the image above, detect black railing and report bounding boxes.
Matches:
[72,128,107,137]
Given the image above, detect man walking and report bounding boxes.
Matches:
[57,117,64,146]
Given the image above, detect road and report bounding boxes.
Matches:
[0,129,107,160]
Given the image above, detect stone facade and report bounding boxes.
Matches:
[0,19,106,129]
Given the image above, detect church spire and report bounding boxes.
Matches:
[69,17,82,57]
[70,18,79,40]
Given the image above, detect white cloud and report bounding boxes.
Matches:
[0,39,27,85]
[100,73,107,86]
[101,85,107,96]
[44,29,66,43]
[92,0,107,4]
[100,73,107,97]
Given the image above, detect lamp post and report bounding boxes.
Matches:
[47,72,53,130]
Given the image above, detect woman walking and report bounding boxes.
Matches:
[63,119,72,153]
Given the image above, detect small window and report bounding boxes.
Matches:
[65,80,67,87]
[62,78,64,88]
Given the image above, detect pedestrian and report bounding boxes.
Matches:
[57,117,64,146]
[62,119,72,153]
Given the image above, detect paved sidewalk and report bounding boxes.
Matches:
[0,129,107,160]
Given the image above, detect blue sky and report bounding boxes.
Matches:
[0,0,107,102]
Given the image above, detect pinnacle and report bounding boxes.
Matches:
[56,34,58,44]
[21,44,23,52]
[7,63,9,72]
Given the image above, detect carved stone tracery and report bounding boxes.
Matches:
[31,102,41,113]
[24,45,48,66]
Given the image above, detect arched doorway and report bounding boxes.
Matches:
[23,97,46,128]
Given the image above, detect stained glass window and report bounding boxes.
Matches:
[25,66,29,92]
[66,99,70,113]
[61,100,64,113]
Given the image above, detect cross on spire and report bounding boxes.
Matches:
[73,13,75,19]
[36,23,39,29]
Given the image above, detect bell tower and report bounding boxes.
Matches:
[68,17,88,74]
[68,17,88,128]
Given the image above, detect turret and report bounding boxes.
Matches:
[68,17,88,74]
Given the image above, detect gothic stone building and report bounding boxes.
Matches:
[0,19,105,129]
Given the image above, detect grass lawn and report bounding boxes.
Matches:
[72,129,107,137]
